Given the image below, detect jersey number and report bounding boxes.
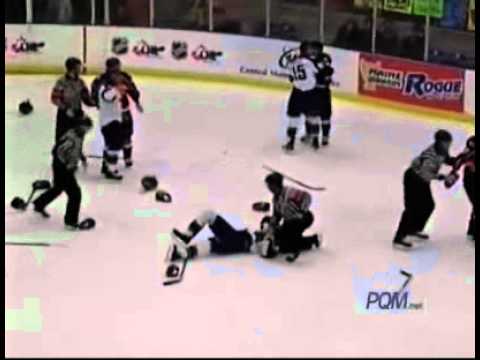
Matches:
[292,65,307,81]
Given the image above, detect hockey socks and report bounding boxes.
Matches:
[123,144,133,167]
[321,119,331,146]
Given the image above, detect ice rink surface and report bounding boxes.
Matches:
[5,75,475,357]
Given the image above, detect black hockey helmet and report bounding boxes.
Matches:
[265,172,284,188]
[141,175,158,191]
[434,129,453,143]
[106,57,121,70]
[310,41,324,53]
[65,57,82,72]
[299,41,311,57]
[18,99,33,115]
[156,189,172,203]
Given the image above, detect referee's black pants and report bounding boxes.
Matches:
[276,211,315,253]
[33,160,82,226]
[395,168,435,240]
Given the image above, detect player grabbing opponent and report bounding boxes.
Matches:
[284,41,334,151]
[393,130,456,249]
[301,41,334,147]
[91,57,143,168]
[98,74,129,180]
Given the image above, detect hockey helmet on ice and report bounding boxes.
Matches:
[141,175,158,192]
[18,100,33,115]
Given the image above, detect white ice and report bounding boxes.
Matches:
[5,75,475,357]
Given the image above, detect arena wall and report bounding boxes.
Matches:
[5,24,475,124]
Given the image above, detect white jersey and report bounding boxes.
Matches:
[289,57,319,92]
[98,84,122,128]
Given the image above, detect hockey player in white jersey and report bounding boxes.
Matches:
[284,41,334,151]
[98,74,128,180]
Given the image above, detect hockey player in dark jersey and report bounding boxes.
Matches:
[393,130,456,249]
[32,117,94,230]
[446,135,476,242]
[91,57,143,168]
[302,41,334,147]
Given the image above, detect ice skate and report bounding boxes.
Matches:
[393,236,413,250]
[104,168,123,181]
[300,134,311,144]
[33,206,50,219]
[282,140,295,152]
[322,136,329,146]
[125,159,133,168]
[409,232,430,243]
[312,137,320,150]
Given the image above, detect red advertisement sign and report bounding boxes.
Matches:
[359,53,465,113]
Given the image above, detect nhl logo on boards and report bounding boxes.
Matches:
[112,37,129,55]
[172,41,188,60]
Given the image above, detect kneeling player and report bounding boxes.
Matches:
[264,172,320,254]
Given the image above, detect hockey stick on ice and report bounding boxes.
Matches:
[262,165,326,191]
[86,154,125,160]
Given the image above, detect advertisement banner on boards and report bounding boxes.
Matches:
[86,26,359,95]
[5,24,83,70]
[359,53,465,113]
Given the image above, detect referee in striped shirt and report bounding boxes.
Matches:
[33,117,93,229]
[393,130,456,249]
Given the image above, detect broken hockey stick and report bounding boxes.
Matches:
[262,165,326,192]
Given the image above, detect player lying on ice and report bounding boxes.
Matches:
[167,173,322,262]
